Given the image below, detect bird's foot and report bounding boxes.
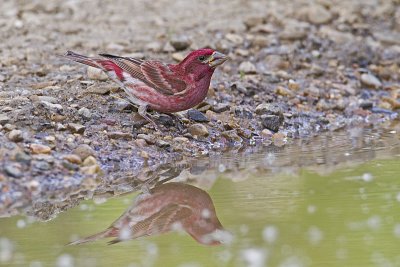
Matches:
[138,105,160,131]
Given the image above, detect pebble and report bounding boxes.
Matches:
[40,101,63,113]
[68,123,85,134]
[255,103,283,116]
[0,114,10,125]
[72,144,96,160]
[225,33,244,44]
[4,163,23,178]
[85,84,114,95]
[261,115,284,132]
[170,35,191,51]
[163,42,175,53]
[173,137,189,143]
[63,154,82,165]
[212,103,230,113]
[7,129,24,142]
[272,132,287,147]
[157,114,174,127]
[239,61,257,74]
[172,52,185,62]
[82,156,97,167]
[31,81,57,90]
[261,129,274,138]
[137,134,156,145]
[222,130,243,143]
[33,161,51,171]
[187,110,209,122]
[87,67,108,81]
[30,144,51,154]
[107,131,133,140]
[307,5,333,25]
[360,73,382,89]
[78,107,92,120]
[15,152,31,165]
[188,124,209,137]
[145,42,163,52]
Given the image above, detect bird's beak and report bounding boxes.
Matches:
[208,51,229,68]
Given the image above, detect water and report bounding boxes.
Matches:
[1,125,400,267]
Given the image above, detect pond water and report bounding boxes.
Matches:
[1,124,400,267]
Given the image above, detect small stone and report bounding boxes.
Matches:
[72,144,96,160]
[30,144,51,154]
[0,114,10,125]
[63,154,82,164]
[255,103,283,116]
[139,150,149,159]
[107,131,133,140]
[163,42,176,53]
[78,107,92,120]
[275,86,294,97]
[187,109,209,122]
[288,80,300,91]
[156,140,170,147]
[222,130,243,143]
[158,114,174,127]
[225,33,244,44]
[15,152,31,165]
[82,156,97,166]
[3,124,15,131]
[136,134,156,145]
[87,66,108,81]
[272,132,287,147]
[280,25,307,40]
[81,164,101,175]
[7,129,24,142]
[31,81,57,90]
[135,139,147,147]
[212,103,230,113]
[55,123,67,131]
[188,124,209,137]
[170,35,191,51]
[4,163,23,178]
[239,61,257,74]
[40,101,63,113]
[173,137,189,143]
[145,41,163,52]
[235,49,249,57]
[308,5,332,25]
[244,16,264,28]
[33,161,51,171]
[261,115,284,132]
[68,123,85,134]
[261,129,273,138]
[85,84,114,95]
[172,52,185,62]
[360,73,382,89]
[360,102,373,110]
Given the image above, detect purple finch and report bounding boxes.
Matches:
[69,182,226,245]
[63,49,228,123]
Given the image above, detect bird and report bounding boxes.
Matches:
[63,49,229,126]
[68,182,226,245]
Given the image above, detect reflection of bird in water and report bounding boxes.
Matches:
[69,182,226,245]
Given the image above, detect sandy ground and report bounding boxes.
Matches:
[0,0,399,218]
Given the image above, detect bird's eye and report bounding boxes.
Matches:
[198,55,206,61]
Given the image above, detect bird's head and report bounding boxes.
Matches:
[178,48,229,80]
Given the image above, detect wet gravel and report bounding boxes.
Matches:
[0,0,399,218]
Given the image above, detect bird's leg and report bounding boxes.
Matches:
[138,105,159,131]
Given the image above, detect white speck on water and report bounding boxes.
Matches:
[93,197,107,205]
[146,243,158,256]
[240,248,267,267]
[56,254,74,267]
[279,256,304,267]
[362,173,373,182]
[119,226,132,241]
[389,130,396,134]
[307,205,317,214]
[366,215,381,230]
[264,153,276,165]
[247,193,254,199]
[344,152,351,156]
[201,229,234,245]
[307,226,323,245]
[262,225,279,243]
[218,164,226,172]
[336,248,348,260]
[171,222,183,232]
[80,204,89,211]
[16,219,26,229]
[0,238,14,263]
[394,224,400,238]
[240,225,249,235]
[30,261,43,267]
[216,250,232,263]
[396,192,400,202]
[201,209,211,219]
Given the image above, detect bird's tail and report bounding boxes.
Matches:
[62,51,102,69]
[67,227,116,246]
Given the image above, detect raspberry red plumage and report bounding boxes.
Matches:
[63,49,228,120]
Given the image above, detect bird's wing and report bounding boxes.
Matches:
[107,204,192,244]
[99,54,187,96]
